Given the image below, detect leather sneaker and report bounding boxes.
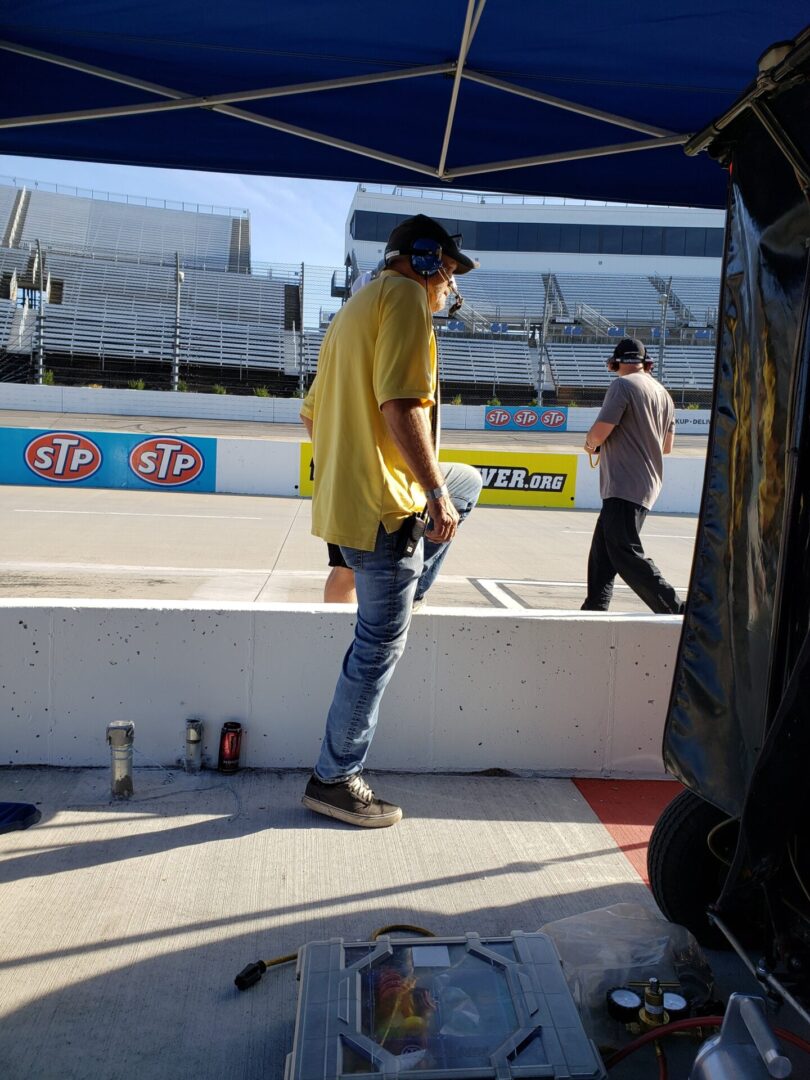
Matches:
[302,773,402,828]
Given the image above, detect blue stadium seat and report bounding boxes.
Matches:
[607,326,624,336]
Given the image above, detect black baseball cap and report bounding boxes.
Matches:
[610,337,648,363]
[384,214,478,274]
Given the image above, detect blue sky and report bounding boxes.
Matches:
[0,155,357,268]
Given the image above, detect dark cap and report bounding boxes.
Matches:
[384,214,477,274]
[611,337,648,363]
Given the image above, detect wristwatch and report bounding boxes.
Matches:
[424,483,450,500]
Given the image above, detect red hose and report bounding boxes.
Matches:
[655,1039,668,1080]
[604,1015,810,1071]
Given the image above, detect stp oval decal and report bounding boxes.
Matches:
[540,410,566,428]
[130,438,204,487]
[514,409,539,428]
[485,409,511,427]
[25,432,103,482]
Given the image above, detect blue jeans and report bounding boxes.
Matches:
[314,462,482,782]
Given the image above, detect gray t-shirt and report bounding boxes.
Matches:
[596,372,675,509]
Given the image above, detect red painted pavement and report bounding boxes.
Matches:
[574,778,683,885]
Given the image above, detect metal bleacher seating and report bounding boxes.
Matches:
[545,342,715,393]
[455,270,545,321]
[555,273,669,324]
[668,278,721,325]
[0,186,19,235]
[18,189,245,272]
[437,335,534,387]
[0,241,290,371]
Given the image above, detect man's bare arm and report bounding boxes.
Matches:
[380,398,459,542]
[300,413,313,438]
[584,419,616,453]
[663,428,675,455]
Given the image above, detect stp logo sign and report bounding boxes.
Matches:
[130,438,204,487]
[486,408,510,427]
[25,432,102,482]
[540,410,567,429]
[514,409,538,428]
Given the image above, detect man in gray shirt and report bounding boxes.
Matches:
[581,338,685,614]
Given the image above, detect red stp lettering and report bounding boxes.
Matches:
[540,410,566,428]
[25,432,102,482]
[130,438,204,486]
[486,409,511,427]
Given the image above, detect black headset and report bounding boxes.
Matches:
[608,346,653,372]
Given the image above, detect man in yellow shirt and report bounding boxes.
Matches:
[300,215,481,827]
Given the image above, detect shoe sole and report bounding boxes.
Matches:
[302,794,402,828]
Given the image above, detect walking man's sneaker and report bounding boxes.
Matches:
[302,773,402,828]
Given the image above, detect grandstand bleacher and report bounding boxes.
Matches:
[16,187,250,272]
[668,277,720,325]
[456,270,545,320]
[0,176,722,403]
[554,273,671,324]
[545,341,715,403]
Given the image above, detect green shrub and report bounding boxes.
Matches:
[127,378,146,391]
[177,378,189,393]
[212,383,227,395]
[254,386,270,398]
[42,369,55,386]
[686,402,701,410]
[451,394,463,406]
[485,397,501,406]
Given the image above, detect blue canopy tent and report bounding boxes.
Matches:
[0,2,806,208]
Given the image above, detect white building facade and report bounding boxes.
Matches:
[346,184,725,278]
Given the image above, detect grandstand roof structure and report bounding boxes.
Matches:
[0,4,806,208]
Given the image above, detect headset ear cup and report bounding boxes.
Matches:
[409,239,443,277]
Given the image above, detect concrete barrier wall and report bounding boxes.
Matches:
[0,601,680,778]
[0,383,484,430]
[0,384,709,433]
[0,421,705,510]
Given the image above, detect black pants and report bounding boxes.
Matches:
[581,497,684,614]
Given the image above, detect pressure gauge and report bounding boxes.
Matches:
[606,986,643,1023]
[663,991,689,1020]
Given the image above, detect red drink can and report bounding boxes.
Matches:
[218,721,242,773]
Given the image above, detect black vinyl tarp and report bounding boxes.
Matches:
[664,62,810,823]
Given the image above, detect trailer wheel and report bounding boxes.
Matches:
[647,789,735,949]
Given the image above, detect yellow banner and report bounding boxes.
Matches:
[439,448,577,507]
[300,443,578,508]
[299,443,315,497]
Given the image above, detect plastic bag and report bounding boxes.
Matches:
[540,902,715,1048]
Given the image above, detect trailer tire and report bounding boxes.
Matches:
[647,789,734,949]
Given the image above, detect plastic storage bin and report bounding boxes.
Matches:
[285,931,606,1079]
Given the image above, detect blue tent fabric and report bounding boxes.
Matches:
[0,3,807,207]
[0,802,41,833]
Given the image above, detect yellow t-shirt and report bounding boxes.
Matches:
[301,270,436,551]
